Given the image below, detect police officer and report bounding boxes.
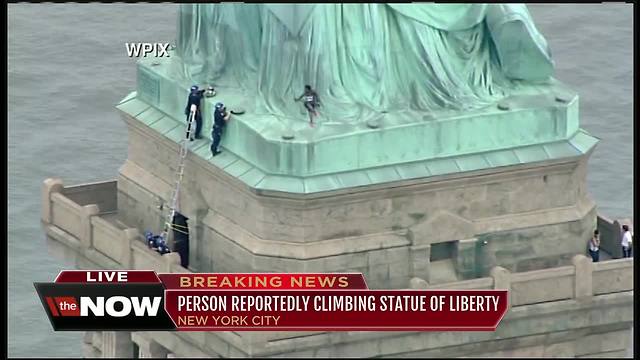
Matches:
[211,102,231,156]
[144,230,170,254]
[144,231,156,249]
[185,85,206,140]
[156,237,171,255]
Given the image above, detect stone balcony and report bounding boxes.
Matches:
[42,178,633,358]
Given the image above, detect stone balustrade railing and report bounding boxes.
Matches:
[42,178,188,273]
[42,178,634,356]
[412,255,632,308]
[60,180,118,212]
[43,177,634,302]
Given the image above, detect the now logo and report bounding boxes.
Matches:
[81,296,162,317]
[46,296,162,317]
[35,274,177,330]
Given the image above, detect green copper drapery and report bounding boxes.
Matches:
[174,4,554,122]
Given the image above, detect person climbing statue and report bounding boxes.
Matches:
[211,102,231,156]
[185,85,206,140]
[295,85,320,127]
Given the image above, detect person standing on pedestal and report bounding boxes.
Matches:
[211,102,230,156]
[185,85,205,141]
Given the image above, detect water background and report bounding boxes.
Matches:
[8,4,633,357]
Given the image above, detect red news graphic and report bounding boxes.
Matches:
[35,271,508,331]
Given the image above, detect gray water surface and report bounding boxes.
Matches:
[8,4,633,358]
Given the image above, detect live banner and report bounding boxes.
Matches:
[35,271,507,331]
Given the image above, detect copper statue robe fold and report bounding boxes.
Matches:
[174,4,554,122]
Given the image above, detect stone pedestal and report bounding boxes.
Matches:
[115,108,598,288]
[114,62,599,289]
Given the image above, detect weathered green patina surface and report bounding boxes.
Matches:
[174,3,554,116]
[130,4,595,187]
[117,92,597,194]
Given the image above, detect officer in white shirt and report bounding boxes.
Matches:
[621,225,632,258]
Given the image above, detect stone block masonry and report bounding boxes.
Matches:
[117,111,597,286]
[41,178,633,358]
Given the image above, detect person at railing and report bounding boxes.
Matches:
[589,230,600,262]
[621,225,633,258]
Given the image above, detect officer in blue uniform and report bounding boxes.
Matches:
[185,85,206,140]
[211,102,230,156]
[144,230,170,255]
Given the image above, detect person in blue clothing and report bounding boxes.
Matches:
[185,85,206,140]
[211,102,231,156]
[144,230,171,255]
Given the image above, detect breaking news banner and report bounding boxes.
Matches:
[34,271,508,331]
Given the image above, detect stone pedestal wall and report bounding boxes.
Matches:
[41,182,633,358]
[116,113,597,285]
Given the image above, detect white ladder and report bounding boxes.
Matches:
[160,104,197,242]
